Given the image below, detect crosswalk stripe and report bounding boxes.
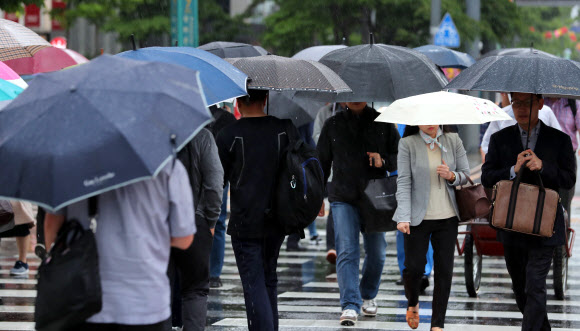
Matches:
[212,318,580,330]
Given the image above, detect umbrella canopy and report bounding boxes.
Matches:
[414,45,475,69]
[292,45,347,61]
[117,46,248,106]
[0,18,50,61]
[306,43,448,102]
[0,55,211,211]
[0,79,24,101]
[375,91,511,125]
[0,61,27,88]
[445,50,580,99]
[63,48,89,64]
[3,46,79,75]
[268,91,325,127]
[198,41,268,58]
[479,47,557,59]
[225,55,351,94]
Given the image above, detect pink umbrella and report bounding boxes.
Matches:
[62,48,89,64]
[3,46,78,75]
[0,61,26,88]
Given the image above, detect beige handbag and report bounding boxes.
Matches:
[490,168,559,237]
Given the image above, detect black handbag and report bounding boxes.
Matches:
[359,175,398,232]
[35,197,102,331]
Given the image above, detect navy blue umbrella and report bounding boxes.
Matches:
[117,46,248,106]
[414,45,475,69]
[0,55,212,211]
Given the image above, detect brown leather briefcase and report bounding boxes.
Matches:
[490,168,559,238]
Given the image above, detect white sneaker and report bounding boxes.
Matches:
[340,309,358,326]
[362,299,378,316]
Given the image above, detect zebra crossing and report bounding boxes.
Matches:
[1,218,580,330]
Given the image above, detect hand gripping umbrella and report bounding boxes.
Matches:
[0,55,212,211]
[445,48,580,149]
[117,46,248,106]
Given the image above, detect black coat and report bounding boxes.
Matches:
[317,106,399,231]
[481,121,576,247]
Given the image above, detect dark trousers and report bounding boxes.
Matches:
[231,233,286,331]
[504,244,554,331]
[403,217,458,328]
[326,208,335,250]
[79,318,170,331]
[169,216,213,331]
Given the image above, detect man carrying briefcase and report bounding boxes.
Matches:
[482,92,576,331]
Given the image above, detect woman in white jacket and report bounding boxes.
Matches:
[394,125,470,331]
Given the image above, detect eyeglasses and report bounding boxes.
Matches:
[511,99,538,109]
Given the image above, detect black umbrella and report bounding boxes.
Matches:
[300,42,447,102]
[268,91,325,127]
[198,41,268,58]
[0,55,211,211]
[445,50,580,99]
[445,48,580,149]
[479,47,557,59]
[225,55,351,94]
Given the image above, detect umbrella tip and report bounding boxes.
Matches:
[370,33,375,46]
[342,37,346,45]
[530,42,534,51]
[130,34,137,51]
[100,48,104,55]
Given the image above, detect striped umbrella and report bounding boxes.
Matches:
[0,19,50,61]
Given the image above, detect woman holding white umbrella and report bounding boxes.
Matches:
[377,91,511,330]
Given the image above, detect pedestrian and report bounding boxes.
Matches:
[312,103,346,263]
[480,95,561,157]
[394,124,470,331]
[44,160,196,330]
[481,92,576,331]
[215,89,297,331]
[394,123,433,290]
[317,101,399,326]
[543,97,580,217]
[0,201,37,275]
[169,127,224,330]
[206,105,236,290]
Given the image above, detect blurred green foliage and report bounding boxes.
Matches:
[0,0,44,14]
[51,0,579,59]
[54,0,246,48]
[261,0,576,59]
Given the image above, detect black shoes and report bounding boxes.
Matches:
[396,278,404,286]
[209,277,223,288]
[420,275,430,293]
[286,242,307,252]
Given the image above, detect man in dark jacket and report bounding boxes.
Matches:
[169,128,224,331]
[207,105,237,288]
[482,92,576,331]
[216,89,298,331]
[317,101,399,326]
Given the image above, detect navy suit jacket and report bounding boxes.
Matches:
[481,121,576,247]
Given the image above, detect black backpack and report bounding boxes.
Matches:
[271,122,325,238]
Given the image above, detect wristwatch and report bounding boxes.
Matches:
[449,172,456,182]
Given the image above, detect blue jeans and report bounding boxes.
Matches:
[396,230,433,277]
[307,220,318,238]
[209,183,228,278]
[331,201,387,313]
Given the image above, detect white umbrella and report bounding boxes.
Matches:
[375,91,511,125]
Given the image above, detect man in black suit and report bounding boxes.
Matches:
[482,92,576,331]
